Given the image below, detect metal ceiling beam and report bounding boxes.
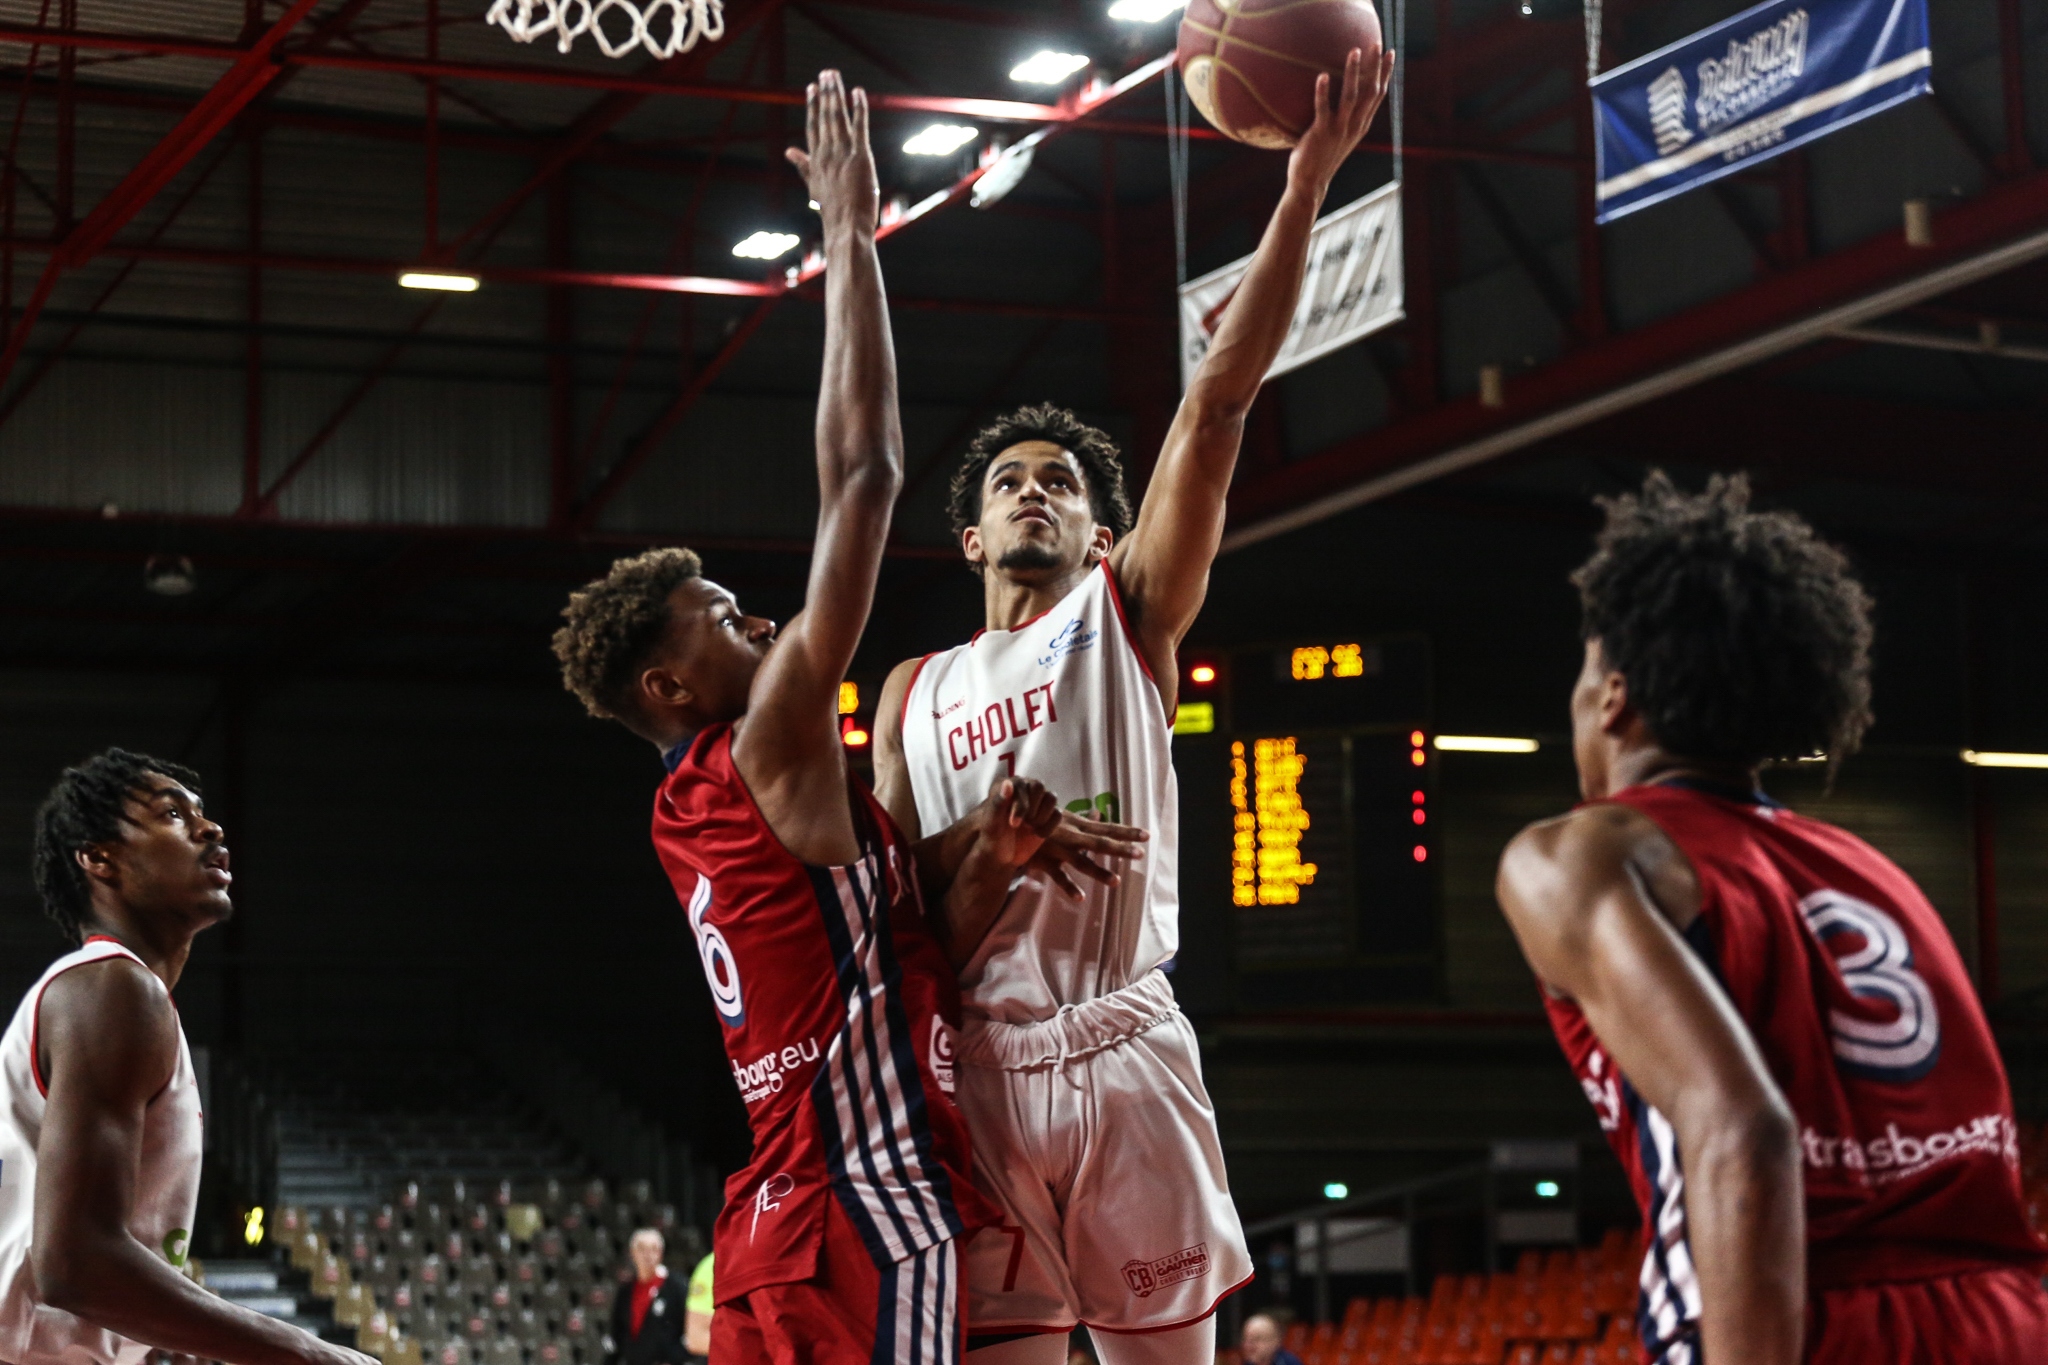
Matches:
[568,293,782,534]
[0,72,756,177]
[0,234,1150,316]
[0,25,1581,165]
[1220,167,2048,550]
[0,0,328,389]
[0,500,959,557]
[562,51,1180,533]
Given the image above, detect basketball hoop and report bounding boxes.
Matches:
[484,0,725,59]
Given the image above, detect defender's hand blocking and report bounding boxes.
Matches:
[785,69,879,235]
[978,777,1148,900]
[1287,46,1396,195]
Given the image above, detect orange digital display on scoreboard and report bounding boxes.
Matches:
[1290,643,1367,680]
[1229,737,1319,907]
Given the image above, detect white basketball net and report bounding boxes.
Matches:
[484,0,725,59]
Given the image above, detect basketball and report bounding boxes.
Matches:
[1177,0,1383,149]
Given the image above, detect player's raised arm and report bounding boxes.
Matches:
[732,70,900,853]
[1111,46,1393,686]
[1496,806,1804,1365]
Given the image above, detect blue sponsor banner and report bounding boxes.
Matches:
[1591,0,1931,223]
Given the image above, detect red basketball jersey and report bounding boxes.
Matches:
[1543,782,2046,1365]
[650,725,997,1307]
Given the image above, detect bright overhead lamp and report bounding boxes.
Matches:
[399,270,479,292]
[1962,749,2048,769]
[1108,0,1185,20]
[903,123,980,157]
[732,230,800,260]
[1010,50,1090,85]
[1434,735,1540,754]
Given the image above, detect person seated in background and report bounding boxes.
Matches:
[1239,1313,1303,1365]
[604,1228,689,1365]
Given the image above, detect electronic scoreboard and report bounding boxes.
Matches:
[1176,635,1437,1008]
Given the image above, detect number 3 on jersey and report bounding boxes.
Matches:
[1799,888,1941,1082]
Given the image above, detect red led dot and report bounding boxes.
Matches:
[1412,810,1426,826]
[1413,845,1428,863]
[1411,790,1425,804]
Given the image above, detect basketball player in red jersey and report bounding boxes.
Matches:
[0,748,378,1365]
[1496,473,2048,1365]
[552,73,1145,1365]
[872,48,1394,1365]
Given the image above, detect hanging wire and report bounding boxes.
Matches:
[1165,62,1190,287]
[1389,0,1406,185]
[1584,0,1603,80]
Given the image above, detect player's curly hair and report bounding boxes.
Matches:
[948,403,1135,573]
[1573,471,1875,769]
[33,748,203,943]
[553,547,703,721]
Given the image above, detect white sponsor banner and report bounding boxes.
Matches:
[1177,180,1403,389]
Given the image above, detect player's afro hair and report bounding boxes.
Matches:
[33,748,204,943]
[948,403,1135,574]
[553,547,703,721]
[1573,471,1875,769]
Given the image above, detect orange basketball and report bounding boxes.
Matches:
[1176,0,1383,149]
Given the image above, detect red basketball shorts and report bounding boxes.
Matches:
[1807,1264,2048,1364]
[711,1196,964,1365]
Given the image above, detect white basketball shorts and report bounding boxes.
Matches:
[954,971,1252,1337]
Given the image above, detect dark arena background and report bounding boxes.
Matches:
[0,0,2045,1361]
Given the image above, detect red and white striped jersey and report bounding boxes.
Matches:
[1544,782,2047,1365]
[0,937,203,1365]
[900,563,1178,1023]
[650,726,997,1304]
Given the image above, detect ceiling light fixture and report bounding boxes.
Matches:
[732,230,801,260]
[1962,749,2048,769]
[903,123,980,157]
[1434,735,1540,754]
[1010,50,1091,85]
[1108,0,1185,21]
[398,270,480,292]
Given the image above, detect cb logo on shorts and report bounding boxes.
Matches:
[1800,888,1941,1082]
[688,875,745,1028]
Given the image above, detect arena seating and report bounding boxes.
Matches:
[1246,1122,2048,1365]
[1248,1228,1643,1365]
[262,1055,592,1211]
[276,1174,705,1365]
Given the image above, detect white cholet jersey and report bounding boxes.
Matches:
[902,562,1179,1023]
[0,937,203,1365]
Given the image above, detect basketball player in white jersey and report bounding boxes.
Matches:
[0,748,376,1365]
[872,47,1395,1365]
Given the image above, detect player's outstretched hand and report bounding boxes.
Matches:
[975,777,1062,873]
[785,68,879,236]
[1288,45,1396,195]
[974,777,1147,898]
[1029,806,1149,900]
